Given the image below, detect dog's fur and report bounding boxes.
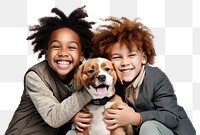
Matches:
[74,57,133,135]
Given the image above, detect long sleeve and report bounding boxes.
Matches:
[137,67,179,129]
[25,71,92,128]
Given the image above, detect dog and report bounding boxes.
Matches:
[73,57,133,135]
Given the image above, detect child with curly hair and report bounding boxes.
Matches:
[5,6,94,135]
[73,17,196,135]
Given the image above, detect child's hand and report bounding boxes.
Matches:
[103,104,135,130]
[72,111,93,132]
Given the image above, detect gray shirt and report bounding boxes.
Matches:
[26,71,92,128]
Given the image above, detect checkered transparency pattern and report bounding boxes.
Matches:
[0,0,199,134]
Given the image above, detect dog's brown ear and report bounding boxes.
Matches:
[73,64,84,90]
[116,69,123,85]
[112,62,123,85]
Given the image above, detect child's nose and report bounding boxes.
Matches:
[121,58,130,66]
[58,50,69,57]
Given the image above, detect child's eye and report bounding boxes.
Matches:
[129,53,137,57]
[111,56,122,61]
[51,45,60,49]
[68,43,79,50]
[69,46,78,50]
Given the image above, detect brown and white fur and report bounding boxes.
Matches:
[74,57,133,135]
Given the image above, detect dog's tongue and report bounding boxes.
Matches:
[97,87,107,95]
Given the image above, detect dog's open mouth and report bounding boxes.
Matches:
[95,84,109,95]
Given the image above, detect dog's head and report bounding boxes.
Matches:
[74,57,117,99]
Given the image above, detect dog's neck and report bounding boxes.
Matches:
[90,95,115,105]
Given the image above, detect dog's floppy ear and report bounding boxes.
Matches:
[73,64,84,90]
[112,62,123,85]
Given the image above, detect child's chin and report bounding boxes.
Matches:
[123,78,133,84]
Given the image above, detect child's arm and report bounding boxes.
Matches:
[139,68,179,129]
[26,71,92,128]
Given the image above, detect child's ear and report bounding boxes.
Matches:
[79,53,84,62]
[142,53,147,64]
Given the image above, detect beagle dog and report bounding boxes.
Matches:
[74,57,133,135]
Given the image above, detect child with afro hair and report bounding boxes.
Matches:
[5,6,94,135]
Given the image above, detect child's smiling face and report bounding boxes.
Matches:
[46,28,84,80]
[110,42,147,84]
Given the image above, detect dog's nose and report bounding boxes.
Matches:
[97,75,106,82]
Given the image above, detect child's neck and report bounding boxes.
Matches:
[60,70,75,85]
[123,71,140,88]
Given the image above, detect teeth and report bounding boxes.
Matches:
[122,70,130,73]
[57,61,69,65]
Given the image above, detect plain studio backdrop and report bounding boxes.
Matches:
[0,0,200,134]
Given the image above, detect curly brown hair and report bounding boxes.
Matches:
[92,17,156,64]
[27,6,95,59]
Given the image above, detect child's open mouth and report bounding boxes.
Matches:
[56,60,71,69]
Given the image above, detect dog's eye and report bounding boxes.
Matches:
[88,69,95,74]
[104,67,110,72]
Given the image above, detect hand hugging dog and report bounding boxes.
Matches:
[73,57,133,135]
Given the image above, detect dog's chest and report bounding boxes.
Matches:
[87,102,114,135]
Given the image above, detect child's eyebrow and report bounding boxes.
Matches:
[130,50,139,53]
[50,40,61,45]
[49,40,80,46]
[111,52,120,56]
